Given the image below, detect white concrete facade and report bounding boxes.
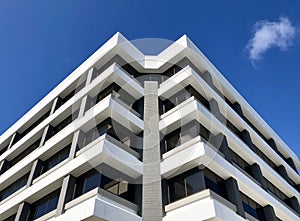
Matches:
[0,32,299,221]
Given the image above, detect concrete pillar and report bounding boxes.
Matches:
[277,165,292,185]
[258,204,277,221]
[240,130,255,152]
[286,157,298,172]
[267,138,278,152]
[14,202,31,221]
[8,132,21,148]
[247,163,267,189]
[39,125,54,146]
[86,66,96,86]
[288,196,300,214]
[224,177,245,218]
[142,81,162,221]
[83,95,94,112]
[78,95,89,117]
[202,71,214,88]
[66,70,94,159]
[213,133,232,162]
[26,159,44,187]
[51,96,63,114]
[232,102,244,118]
[39,96,62,145]
[56,175,76,216]
[69,130,83,159]
[209,98,225,123]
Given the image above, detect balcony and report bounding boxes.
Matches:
[62,187,141,221]
[164,189,239,221]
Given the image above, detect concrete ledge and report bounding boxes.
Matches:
[160,96,195,119]
[34,209,56,221]
[165,189,236,213]
[65,187,138,213]
[162,136,201,159]
[245,212,259,221]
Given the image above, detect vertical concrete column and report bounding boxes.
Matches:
[26,159,44,187]
[277,165,292,185]
[213,133,232,162]
[67,66,95,159]
[86,66,96,86]
[286,157,298,172]
[267,138,278,152]
[287,196,300,214]
[209,98,225,123]
[142,81,162,221]
[8,132,21,148]
[232,102,244,118]
[6,137,14,150]
[15,202,31,221]
[240,129,256,152]
[39,124,54,147]
[224,177,245,218]
[258,204,277,221]
[202,71,214,88]
[39,97,60,147]
[78,67,96,116]
[247,163,267,189]
[56,175,77,216]
[69,130,83,159]
[50,96,63,114]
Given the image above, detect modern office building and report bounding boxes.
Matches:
[0,32,299,221]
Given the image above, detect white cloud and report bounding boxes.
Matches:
[247,16,296,63]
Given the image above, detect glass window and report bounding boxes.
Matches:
[9,139,41,168]
[83,172,101,194]
[32,189,60,219]
[166,132,180,151]
[186,172,202,196]
[180,121,199,143]
[204,169,222,195]
[240,192,260,219]
[41,144,70,174]
[169,179,185,202]
[74,170,137,204]
[49,111,78,139]
[21,110,50,138]
[81,120,110,147]
[168,168,211,203]
[0,174,28,201]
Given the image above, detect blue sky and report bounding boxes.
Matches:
[0,0,300,157]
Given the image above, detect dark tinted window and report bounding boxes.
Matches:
[41,144,70,174]
[31,189,60,220]
[9,139,41,168]
[168,167,209,203]
[241,192,261,219]
[0,174,29,201]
